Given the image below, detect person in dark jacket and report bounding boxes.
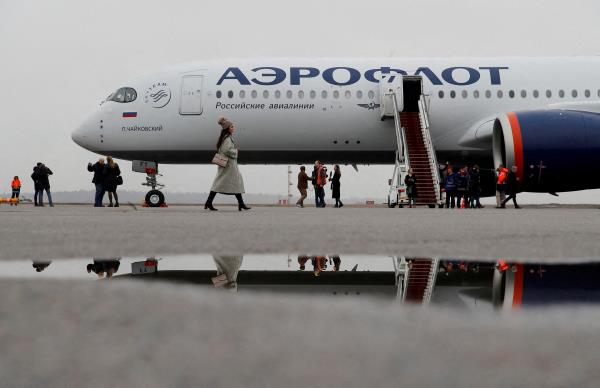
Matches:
[456,166,470,209]
[36,163,54,207]
[88,158,106,207]
[104,156,121,207]
[312,161,327,208]
[444,166,457,208]
[330,164,343,208]
[468,165,483,209]
[501,165,521,209]
[296,166,309,208]
[404,168,417,208]
[31,165,42,206]
[311,161,319,207]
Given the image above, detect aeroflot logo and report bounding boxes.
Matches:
[216,66,509,86]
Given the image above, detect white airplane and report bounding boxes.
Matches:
[72,57,600,206]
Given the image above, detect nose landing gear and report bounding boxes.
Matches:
[133,161,167,207]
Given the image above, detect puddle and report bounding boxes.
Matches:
[4,255,600,310]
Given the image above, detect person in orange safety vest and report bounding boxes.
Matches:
[10,176,21,206]
[495,164,509,208]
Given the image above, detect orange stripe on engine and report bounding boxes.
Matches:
[512,264,524,309]
[507,112,524,182]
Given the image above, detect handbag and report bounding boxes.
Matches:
[116,176,123,185]
[212,153,229,167]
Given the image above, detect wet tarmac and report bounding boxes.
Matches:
[2,205,600,260]
[4,206,600,386]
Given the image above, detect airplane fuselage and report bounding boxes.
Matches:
[72,57,600,167]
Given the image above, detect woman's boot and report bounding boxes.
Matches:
[204,191,218,211]
[236,194,251,211]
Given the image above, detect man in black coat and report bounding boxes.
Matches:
[468,165,483,208]
[87,158,106,207]
[35,163,54,207]
[501,165,521,209]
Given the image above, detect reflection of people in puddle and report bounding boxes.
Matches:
[298,255,310,270]
[32,260,52,272]
[212,255,243,290]
[86,259,121,279]
[312,256,328,276]
[331,256,341,272]
[302,256,342,276]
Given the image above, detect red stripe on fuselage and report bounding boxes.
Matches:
[512,263,524,308]
[507,112,524,182]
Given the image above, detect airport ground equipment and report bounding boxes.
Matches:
[0,198,19,205]
[382,76,442,208]
[132,160,167,207]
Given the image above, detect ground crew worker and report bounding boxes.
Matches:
[296,166,309,208]
[10,176,21,206]
[501,165,521,209]
[495,164,509,208]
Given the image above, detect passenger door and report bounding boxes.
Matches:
[180,75,204,115]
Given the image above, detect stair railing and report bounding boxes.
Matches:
[418,97,441,204]
[422,258,440,304]
[392,93,410,168]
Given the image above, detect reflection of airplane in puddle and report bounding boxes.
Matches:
[111,256,600,309]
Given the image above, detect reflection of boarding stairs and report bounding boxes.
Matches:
[394,257,439,304]
[382,75,441,208]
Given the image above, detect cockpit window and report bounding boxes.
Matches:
[106,87,137,103]
[124,88,137,102]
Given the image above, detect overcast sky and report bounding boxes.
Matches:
[2,0,600,203]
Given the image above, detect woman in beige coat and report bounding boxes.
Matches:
[204,117,251,211]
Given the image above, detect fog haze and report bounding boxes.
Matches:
[2,0,600,203]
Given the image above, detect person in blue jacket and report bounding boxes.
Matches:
[444,166,457,208]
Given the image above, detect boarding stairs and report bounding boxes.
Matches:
[382,75,442,208]
[394,257,439,304]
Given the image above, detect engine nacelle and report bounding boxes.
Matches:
[493,109,600,192]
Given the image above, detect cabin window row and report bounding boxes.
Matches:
[216,90,377,100]
[437,89,598,99]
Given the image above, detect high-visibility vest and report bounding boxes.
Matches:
[497,168,508,184]
[11,179,21,189]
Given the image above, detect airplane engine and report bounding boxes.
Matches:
[493,109,600,193]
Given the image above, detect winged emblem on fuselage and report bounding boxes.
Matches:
[357,101,381,110]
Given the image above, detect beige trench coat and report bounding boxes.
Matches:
[211,136,245,194]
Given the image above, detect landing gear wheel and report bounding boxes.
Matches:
[387,195,397,208]
[438,204,444,208]
[428,204,436,209]
[145,190,165,207]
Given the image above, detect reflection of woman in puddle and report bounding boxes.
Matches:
[86,259,121,279]
[212,255,243,290]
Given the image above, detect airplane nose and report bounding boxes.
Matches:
[72,114,99,151]
[71,124,86,147]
